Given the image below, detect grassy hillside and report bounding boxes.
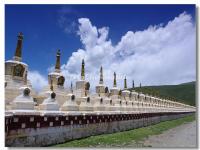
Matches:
[130,81,196,106]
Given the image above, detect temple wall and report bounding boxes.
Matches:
[5,112,194,147]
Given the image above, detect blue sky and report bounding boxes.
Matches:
[5,5,196,91]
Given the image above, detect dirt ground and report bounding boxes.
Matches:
[141,121,197,148]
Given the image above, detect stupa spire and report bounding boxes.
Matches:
[99,66,103,84]
[55,49,61,71]
[132,80,134,88]
[50,79,53,91]
[81,59,85,80]
[14,32,23,61]
[124,76,127,89]
[139,82,142,93]
[71,81,73,93]
[113,72,117,87]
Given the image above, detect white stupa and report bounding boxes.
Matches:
[5,32,35,109]
[11,87,35,110]
[39,83,59,111]
[39,50,69,106]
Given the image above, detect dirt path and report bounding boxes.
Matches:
[142,121,197,148]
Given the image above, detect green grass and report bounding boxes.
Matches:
[54,114,195,147]
[132,81,196,106]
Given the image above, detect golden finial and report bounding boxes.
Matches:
[14,32,23,61]
[132,80,134,88]
[55,49,61,70]
[50,79,53,91]
[113,72,117,87]
[99,66,103,84]
[124,76,127,89]
[81,59,85,80]
[71,81,73,93]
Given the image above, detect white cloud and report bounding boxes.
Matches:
[77,18,98,48]
[57,6,79,34]
[28,71,48,92]
[61,12,196,92]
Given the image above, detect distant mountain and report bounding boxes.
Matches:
[130,81,196,106]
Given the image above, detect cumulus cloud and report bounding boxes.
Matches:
[28,71,48,92]
[61,12,196,92]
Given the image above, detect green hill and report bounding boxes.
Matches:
[130,81,196,106]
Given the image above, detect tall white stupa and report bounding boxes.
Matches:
[5,32,35,109]
[39,50,69,106]
[74,59,90,104]
[95,66,106,97]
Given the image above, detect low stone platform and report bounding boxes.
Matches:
[5,111,194,147]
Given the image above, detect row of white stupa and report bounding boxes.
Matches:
[10,84,195,114]
[6,33,196,114]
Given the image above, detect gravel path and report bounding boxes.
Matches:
[142,121,197,148]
